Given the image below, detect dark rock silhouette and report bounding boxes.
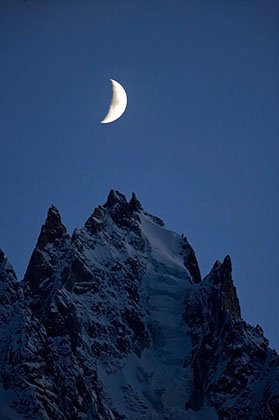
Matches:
[0,191,278,419]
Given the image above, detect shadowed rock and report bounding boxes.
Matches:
[208,255,241,318]
[104,189,128,209]
[36,206,67,251]
[129,192,143,211]
[181,236,202,283]
[0,191,278,420]
[23,206,70,314]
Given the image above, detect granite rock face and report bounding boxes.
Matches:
[0,191,278,419]
[184,256,278,418]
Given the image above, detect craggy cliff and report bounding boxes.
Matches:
[0,191,278,419]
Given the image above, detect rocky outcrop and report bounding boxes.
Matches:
[23,206,71,315]
[207,255,241,317]
[184,256,278,418]
[0,191,278,419]
[36,206,68,251]
[181,235,202,284]
[0,249,18,306]
[0,250,22,371]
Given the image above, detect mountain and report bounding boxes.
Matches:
[0,190,278,419]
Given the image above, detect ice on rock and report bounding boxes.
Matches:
[0,191,277,419]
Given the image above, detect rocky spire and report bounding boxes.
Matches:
[36,205,67,250]
[220,256,241,318]
[0,249,18,306]
[98,190,142,231]
[104,190,143,212]
[0,249,17,279]
[84,206,105,234]
[104,190,128,209]
[184,254,276,416]
[129,192,143,212]
[23,207,69,314]
[208,255,241,318]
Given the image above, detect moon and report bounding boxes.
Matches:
[101,79,128,124]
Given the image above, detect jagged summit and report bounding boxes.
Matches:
[0,249,17,279]
[104,189,128,208]
[86,190,145,234]
[210,254,233,278]
[36,205,68,250]
[103,190,142,212]
[23,205,70,314]
[129,192,143,211]
[0,190,278,419]
[206,254,241,318]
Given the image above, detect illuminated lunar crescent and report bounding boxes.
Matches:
[101,79,128,124]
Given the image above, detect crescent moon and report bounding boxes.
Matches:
[101,79,128,124]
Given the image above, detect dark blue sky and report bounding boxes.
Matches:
[1,0,278,347]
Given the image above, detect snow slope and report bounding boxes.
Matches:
[0,190,277,419]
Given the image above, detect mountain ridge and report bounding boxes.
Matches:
[0,190,278,419]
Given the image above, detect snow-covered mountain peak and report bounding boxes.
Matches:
[103,189,142,212]
[0,191,278,419]
[104,189,128,208]
[85,191,144,237]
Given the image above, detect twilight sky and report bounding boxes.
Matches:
[0,0,278,347]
